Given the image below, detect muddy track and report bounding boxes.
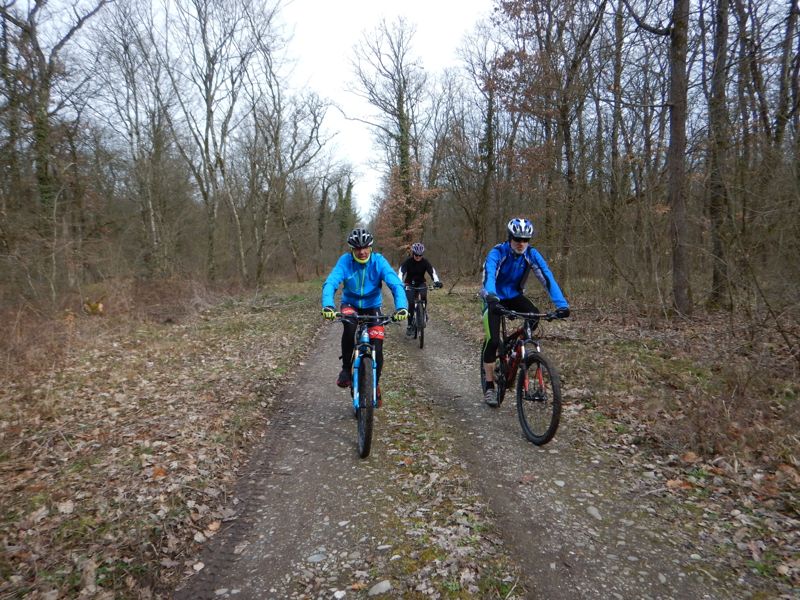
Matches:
[173,317,771,599]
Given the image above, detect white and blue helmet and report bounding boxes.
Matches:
[507,218,534,240]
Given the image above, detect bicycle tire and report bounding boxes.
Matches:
[356,355,375,458]
[516,352,561,445]
[417,304,425,349]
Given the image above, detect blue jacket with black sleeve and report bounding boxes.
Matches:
[480,242,569,309]
[322,252,409,311]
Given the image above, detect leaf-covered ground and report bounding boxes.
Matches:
[1,281,797,598]
[434,285,799,595]
[1,283,322,598]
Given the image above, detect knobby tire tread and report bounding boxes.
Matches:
[357,356,374,458]
[516,353,561,445]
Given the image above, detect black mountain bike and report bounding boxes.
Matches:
[336,313,394,458]
[405,284,437,349]
[480,307,562,445]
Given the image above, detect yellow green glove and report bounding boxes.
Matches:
[392,308,409,322]
[322,306,336,320]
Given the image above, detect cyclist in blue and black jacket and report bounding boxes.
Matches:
[480,218,570,406]
[322,228,409,404]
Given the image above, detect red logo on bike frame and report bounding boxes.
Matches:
[342,306,357,316]
[368,326,385,339]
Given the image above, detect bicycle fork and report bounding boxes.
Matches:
[352,335,377,412]
[520,341,544,393]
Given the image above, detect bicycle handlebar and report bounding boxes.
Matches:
[495,306,559,321]
[404,284,439,291]
[334,313,396,325]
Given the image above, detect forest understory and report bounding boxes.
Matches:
[0,279,797,598]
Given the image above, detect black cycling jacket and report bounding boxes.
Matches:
[397,256,440,286]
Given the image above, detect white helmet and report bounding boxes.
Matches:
[507,218,534,240]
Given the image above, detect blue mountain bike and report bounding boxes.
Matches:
[336,313,394,458]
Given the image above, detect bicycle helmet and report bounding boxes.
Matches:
[411,242,425,256]
[347,227,374,249]
[507,218,534,240]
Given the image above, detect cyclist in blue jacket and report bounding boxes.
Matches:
[480,218,570,406]
[322,228,409,402]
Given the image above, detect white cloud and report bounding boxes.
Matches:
[279,0,493,218]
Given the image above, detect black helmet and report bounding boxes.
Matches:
[347,228,374,249]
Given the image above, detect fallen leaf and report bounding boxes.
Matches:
[152,466,168,479]
[666,479,693,490]
[207,520,221,532]
[350,582,368,591]
[680,452,699,463]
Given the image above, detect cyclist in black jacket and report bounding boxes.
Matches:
[397,242,443,335]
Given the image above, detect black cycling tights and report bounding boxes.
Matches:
[482,295,538,364]
[341,306,384,382]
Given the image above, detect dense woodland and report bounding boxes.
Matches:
[0,0,798,328]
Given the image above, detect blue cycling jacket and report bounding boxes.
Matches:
[322,252,409,311]
[481,242,569,309]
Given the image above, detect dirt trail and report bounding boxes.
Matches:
[173,318,768,599]
[405,321,745,599]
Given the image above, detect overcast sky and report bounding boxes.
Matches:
[278,0,494,219]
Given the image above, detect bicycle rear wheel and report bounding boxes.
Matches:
[516,352,561,445]
[356,356,375,458]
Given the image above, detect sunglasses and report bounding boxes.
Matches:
[511,236,531,243]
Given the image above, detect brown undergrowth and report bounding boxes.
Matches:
[0,279,321,599]
[1,280,797,597]
[434,283,799,588]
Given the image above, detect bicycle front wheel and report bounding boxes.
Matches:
[516,352,561,445]
[356,356,375,458]
[417,304,425,349]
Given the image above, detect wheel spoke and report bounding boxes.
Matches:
[517,354,561,445]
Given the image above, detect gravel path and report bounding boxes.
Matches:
[173,317,777,599]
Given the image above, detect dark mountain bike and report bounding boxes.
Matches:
[336,313,394,458]
[480,307,562,445]
[405,284,437,349]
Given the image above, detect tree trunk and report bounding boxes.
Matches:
[707,0,731,309]
[668,0,693,314]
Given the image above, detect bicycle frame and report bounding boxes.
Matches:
[351,322,379,413]
[338,313,392,412]
[494,309,552,395]
[405,284,435,317]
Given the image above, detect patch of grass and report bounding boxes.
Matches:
[746,552,781,578]
[54,514,101,544]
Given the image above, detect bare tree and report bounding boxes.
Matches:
[703,0,732,308]
[351,17,428,245]
[0,0,112,210]
[146,0,276,281]
[624,0,693,314]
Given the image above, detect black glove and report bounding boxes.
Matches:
[555,307,570,319]
[433,281,443,289]
[485,294,501,314]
